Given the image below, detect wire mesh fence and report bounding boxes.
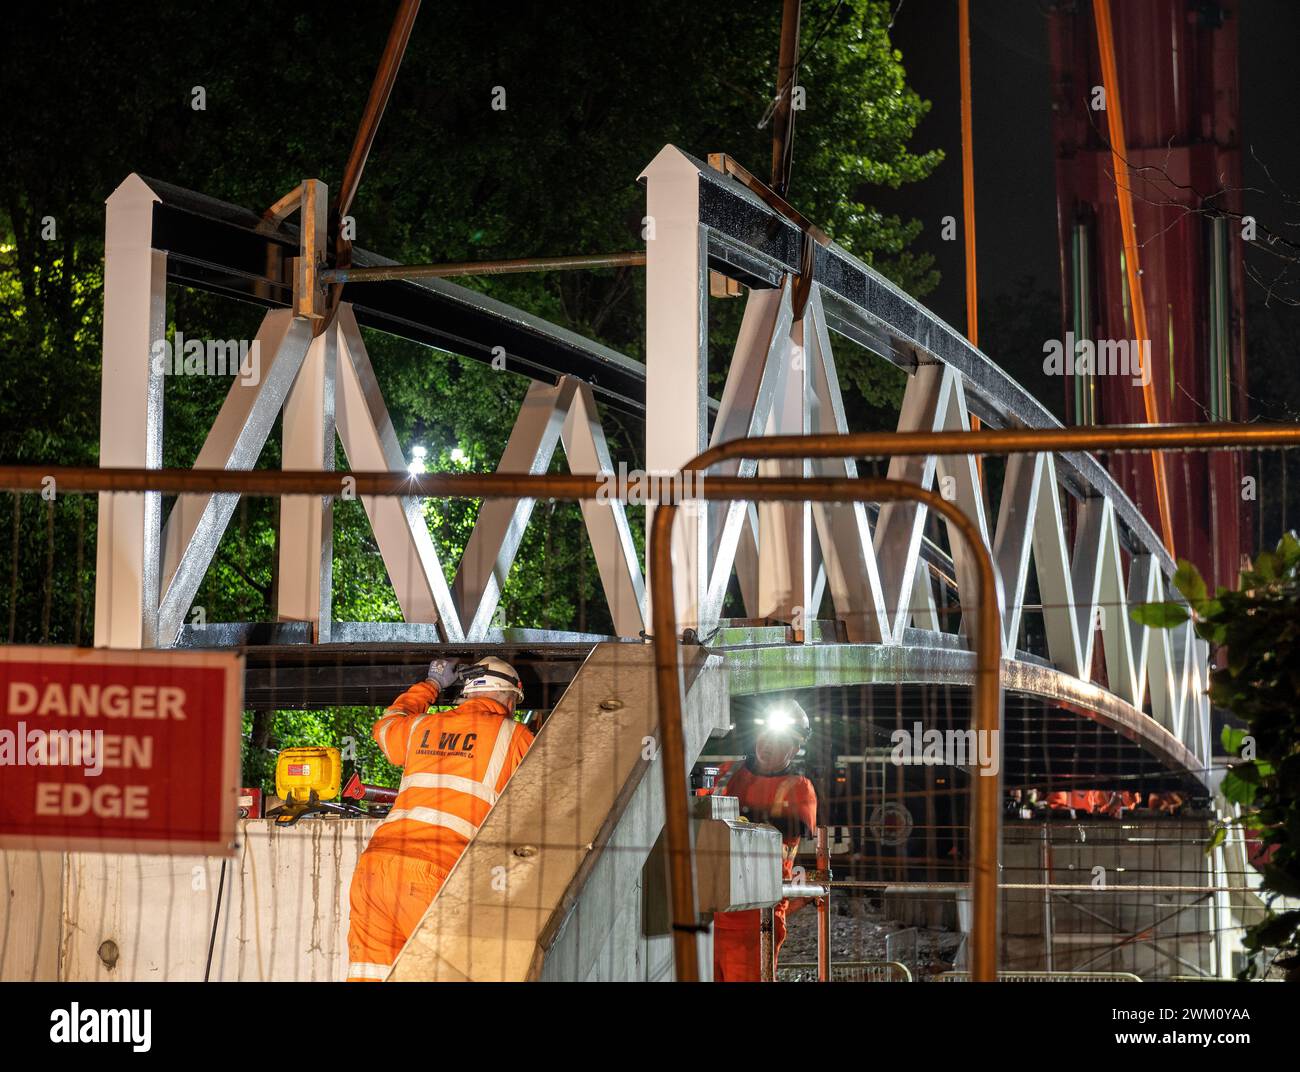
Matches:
[0,444,1294,981]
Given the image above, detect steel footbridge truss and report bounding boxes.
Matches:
[95,146,1216,803]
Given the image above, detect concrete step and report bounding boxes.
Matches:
[388,641,730,982]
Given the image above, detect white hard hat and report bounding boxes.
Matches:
[460,656,524,701]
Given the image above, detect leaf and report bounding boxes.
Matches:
[1255,910,1300,948]
[1129,602,1189,629]
[1221,726,1248,755]
[1278,754,1300,794]
[1173,558,1208,606]
[1234,761,1269,786]
[1255,550,1280,582]
[1278,531,1300,570]
[1260,866,1300,900]
[1221,769,1258,806]
[1196,620,1228,647]
[1208,677,1239,708]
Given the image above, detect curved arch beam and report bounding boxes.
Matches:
[721,643,1203,785]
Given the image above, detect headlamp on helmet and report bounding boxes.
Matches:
[755,701,811,746]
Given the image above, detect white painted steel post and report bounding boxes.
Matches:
[278,323,338,640]
[95,175,166,648]
[640,147,709,633]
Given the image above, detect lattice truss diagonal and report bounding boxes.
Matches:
[93,151,1210,775]
[637,145,1209,774]
[95,176,645,652]
[693,280,1209,767]
[140,300,645,647]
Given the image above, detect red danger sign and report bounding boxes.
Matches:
[0,647,243,856]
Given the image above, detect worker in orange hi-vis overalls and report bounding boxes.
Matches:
[710,702,817,982]
[346,656,534,982]
[1046,789,1104,815]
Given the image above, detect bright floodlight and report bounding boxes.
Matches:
[450,447,468,465]
[765,707,794,732]
[408,445,427,475]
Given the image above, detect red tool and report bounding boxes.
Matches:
[341,772,397,807]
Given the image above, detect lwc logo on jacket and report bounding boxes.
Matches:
[0,647,243,856]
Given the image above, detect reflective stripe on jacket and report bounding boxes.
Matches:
[712,762,817,933]
[365,681,534,870]
[716,763,817,880]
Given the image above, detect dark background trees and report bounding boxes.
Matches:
[0,1,940,783]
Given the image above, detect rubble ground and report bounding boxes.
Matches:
[780,895,962,980]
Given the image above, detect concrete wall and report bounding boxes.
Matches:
[4,815,1232,983]
[2,642,736,983]
[1,820,373,982]
[537,663,736,982]
[0,849,62,981]
[390,643,731,981]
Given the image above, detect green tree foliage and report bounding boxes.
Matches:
[1131,535,1300,979]
[1,1,940,786]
